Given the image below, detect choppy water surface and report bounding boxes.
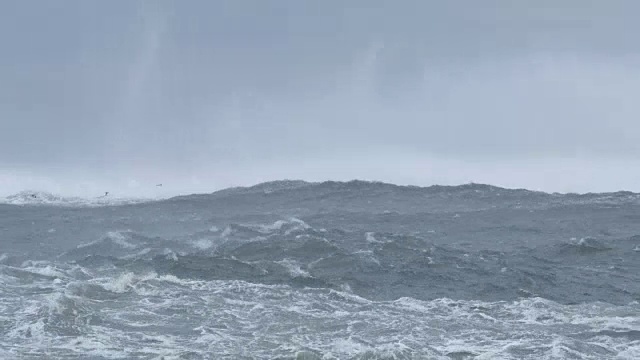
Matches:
[1,181,639,359]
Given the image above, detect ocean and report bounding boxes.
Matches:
[1,180,639,359]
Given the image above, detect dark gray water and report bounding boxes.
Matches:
[1,180,639,359]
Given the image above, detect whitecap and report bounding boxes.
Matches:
[0,190,155,207]
[107,231,137,249]
[220,226,233,238]
[365,232,379,243]
[352,250,381,265]
[276,259,310,278]
[100,272,157,293]
[191,238,214,250]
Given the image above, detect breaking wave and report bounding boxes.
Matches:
[2,181,640,358]
[0,190,156,207]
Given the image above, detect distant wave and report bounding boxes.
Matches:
[0,190,156,207]
[166,180,640,216]
[176,179,640,201]
[5,180,640,209]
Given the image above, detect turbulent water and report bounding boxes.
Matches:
[1,180,639,359]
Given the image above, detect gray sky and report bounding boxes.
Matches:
[2,0,640,197]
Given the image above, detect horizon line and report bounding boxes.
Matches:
[3,178,639,202]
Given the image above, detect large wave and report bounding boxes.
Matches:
[2,180,640,358]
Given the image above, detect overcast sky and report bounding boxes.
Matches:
[2,0,640,197]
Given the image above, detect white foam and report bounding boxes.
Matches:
[365,232,379,243]
[284,218,311,235]
[3,285,637,360]
[191,238,214,250]
[101,272,137,293]
[109,231,137,249]
[163,248,178,261]
[77,231,138,250]
[55,328,134,358]
[220,226,233,238]
[250,218,311,235]
[3,255,639,359]
[330,338,368,356]
[258,220,288,232]
[549,337,587,358]
[157,274,196,286]
[6,316,46,342]
[0,190,154,207]
[617,343,640,359]
[75,238,101,249]
[21,264,67,279]
[276,259,310,278]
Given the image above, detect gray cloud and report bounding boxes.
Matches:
[2,1,640,196]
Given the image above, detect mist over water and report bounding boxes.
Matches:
[2,2,640,196]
